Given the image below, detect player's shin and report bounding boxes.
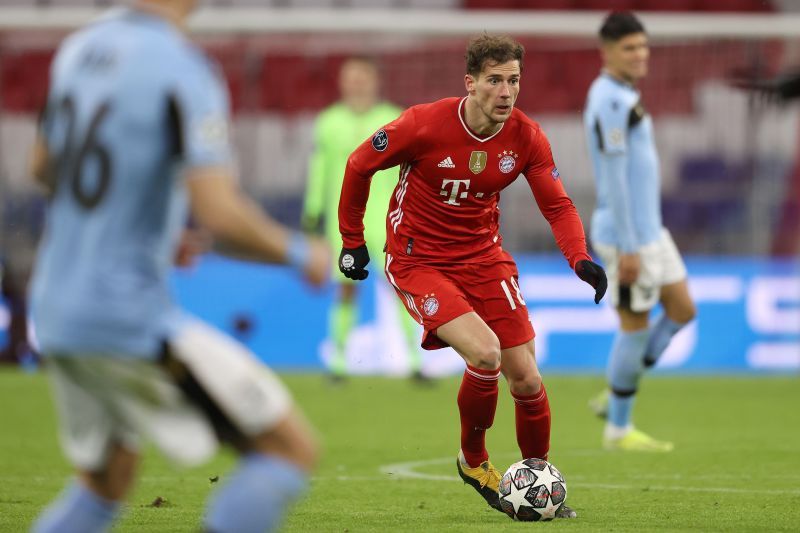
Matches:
[457,365,500,467]
[204,453,307,533]
[32,481,121,533]
[511,385,551,460]
[606,329,648,431]
[643,314,687,368]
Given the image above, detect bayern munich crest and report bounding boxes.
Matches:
[422,296,439,316]
[498,150,519,174]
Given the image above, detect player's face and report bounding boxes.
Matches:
[339,60,380,110]
[603,32,649,84]
[465,60,521,126]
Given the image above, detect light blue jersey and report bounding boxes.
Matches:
[584,73,662,252]
[30,8,232,358]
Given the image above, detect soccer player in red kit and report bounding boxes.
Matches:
[338,34,607,518]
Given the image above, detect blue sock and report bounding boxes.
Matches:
[608,393,635,432]
[205,453,308,533]
[32,481,121,533]
[607,329,649,429]
[643,315,686,367]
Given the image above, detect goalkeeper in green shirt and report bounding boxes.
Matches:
[302,56,426,381]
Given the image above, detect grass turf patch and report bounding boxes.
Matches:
[1,370,799,532]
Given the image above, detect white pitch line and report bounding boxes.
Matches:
[379,456,800,496]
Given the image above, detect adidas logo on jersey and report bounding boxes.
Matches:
[438,156,455,168]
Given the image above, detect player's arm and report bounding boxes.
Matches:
[29,103,57,194]
[187,168,328,285]
[337,109,417,279]
[30,135,55,194]
[525,129,607,303]
[175,60,328,285]
[301,116,328,234]
[594,97,640,284]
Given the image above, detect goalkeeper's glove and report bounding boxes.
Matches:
[339,244,370,280]
[575,259,608,304]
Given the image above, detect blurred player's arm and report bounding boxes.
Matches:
[594,98,640,285]
[732,68,800,102]
[187,167,329,286]
[173,58,329,285]
[29,102,58,194]
[30,135,55,194]
[301,118,327,235]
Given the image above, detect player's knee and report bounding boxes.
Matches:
[670,302,696,324]
[508,372,542,397]
[252,411,319,473]
[470,339,501,370]
[80,445,139,501]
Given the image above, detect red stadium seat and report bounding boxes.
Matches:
[521,0,577,9]
[636,0,697,11]
[575,0,638,11]
[1,50,52,113]
[463,0,517,8]
[695,0,774,11]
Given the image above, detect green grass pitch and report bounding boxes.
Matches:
[1,369,799,532]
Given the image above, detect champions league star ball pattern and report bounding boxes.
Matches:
[498,458,567,521]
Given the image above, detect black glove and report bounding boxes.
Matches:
[575,259,608,304]
[339,244,370,281]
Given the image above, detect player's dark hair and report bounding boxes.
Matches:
[599,11,646,42]
[465,33,524,77]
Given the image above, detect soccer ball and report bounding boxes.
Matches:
[498,458,567,521]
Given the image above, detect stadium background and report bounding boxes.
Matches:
[0,0,797,373]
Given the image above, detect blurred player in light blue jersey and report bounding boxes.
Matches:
[583,11,696,452]
[28,1,329,532]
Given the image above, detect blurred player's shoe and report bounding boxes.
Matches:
[603,428,674,452]
[456,450,502,511]
[410,369,435,385]
[325,371,347,385]
[555,504,578,518]
[588,388,609,419]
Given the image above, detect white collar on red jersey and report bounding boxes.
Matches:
[458,96,505,143]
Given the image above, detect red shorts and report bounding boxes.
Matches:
[383,251,535,350]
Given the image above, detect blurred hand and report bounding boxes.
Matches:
[618,253,640,286]
[729,68,800,104]
[174,228,212,268]
[575,259,608,304]
[303,237,330,287]
[338,244,370,281]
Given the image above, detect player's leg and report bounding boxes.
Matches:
[603,302,673,451]
[328,282,357,380]
[643,278,696,367]
[33,445,138,533]
[161,319,317,533]
[437,312,502,466]
[498,340,551,461]
[204,409,317,533]
[385,254,502,507]
[643,230,695,367]
[436,313,504,510]
[603,308,655,444]
[395,297,428,380]
[33,359,139,533]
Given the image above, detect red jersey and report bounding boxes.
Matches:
[339,96,591,267]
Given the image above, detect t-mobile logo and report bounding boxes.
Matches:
[440,179,471,205]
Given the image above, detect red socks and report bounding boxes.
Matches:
[457,364,500,467]
[511,385,551,460]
